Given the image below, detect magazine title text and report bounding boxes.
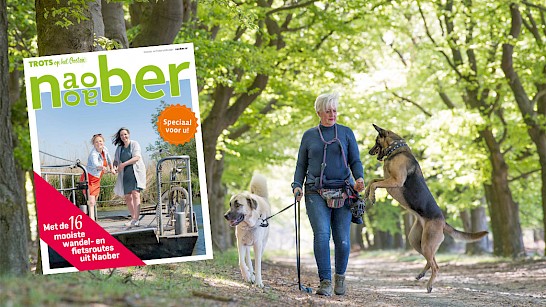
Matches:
[30,54,190,110]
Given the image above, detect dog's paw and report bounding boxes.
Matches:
[255,280,264,288]
[242,271,253,283]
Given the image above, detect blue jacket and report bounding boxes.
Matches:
[293,123,364,190]
[87,146,112,177]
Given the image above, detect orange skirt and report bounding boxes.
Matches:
[80,173,102,197]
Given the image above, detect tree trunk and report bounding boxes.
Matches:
[36,0,94,55]
[438,0,524,259]
[484,184,501,255]
[467,205,489,254]
[403,212,413,250]
[89,0,104,37]
[101,0,128,48]
[481,129,525,258]
[201,75,269,250]
[8,69,20,104]
[8,69,30,243]
[375,231,394,250]
[130,0,186,47]
[501,3,546,256]
[0,0,29,275]
[350,223,365,250]
[460,210,472,233]
[461,205,488,254]
[206,155,231,250]
[394,219,404,249]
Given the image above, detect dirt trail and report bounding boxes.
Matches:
[259,254,546,307]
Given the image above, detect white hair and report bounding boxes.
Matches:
[314,93,339,114]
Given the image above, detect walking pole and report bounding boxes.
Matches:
[295,191,312,293]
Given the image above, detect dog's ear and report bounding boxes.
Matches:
[373,124,387,136]
[247,197,258,210]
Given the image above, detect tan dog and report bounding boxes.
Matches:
[224,173,271,288]
[364,124,488,293]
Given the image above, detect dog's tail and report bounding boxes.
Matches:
[444,223,488,242]
[250,173,268,199]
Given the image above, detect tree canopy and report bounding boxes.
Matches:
[4,0,546,266]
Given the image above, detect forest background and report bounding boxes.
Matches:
[1,0,546,279]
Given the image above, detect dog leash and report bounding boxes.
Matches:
[294,192,312,293]
[256,193,312,292]
[259,202,296,227]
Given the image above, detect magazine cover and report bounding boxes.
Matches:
[24,43,213,274]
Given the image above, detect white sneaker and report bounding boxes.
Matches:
[124,219,135,227]
[134,219,140,227]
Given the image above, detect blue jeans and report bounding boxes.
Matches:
[305,192,352,281]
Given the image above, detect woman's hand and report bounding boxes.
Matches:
[293,187,303,202]
[354,177,365,192]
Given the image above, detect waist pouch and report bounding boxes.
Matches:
[319,188,347,208]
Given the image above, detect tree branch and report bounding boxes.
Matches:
[228,98,278,139]
[438,91,456,109]
[509,169,541,182]
[390,91,433,117]
[501,3,537,127]
[266,0,316,16]
[522,1,546,12]
[522,8,543,47]
[417,0,464,80]
[224,74,269,127]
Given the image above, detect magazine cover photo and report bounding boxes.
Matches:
[24,43,213,275]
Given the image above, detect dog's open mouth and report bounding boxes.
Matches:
[229,215,244,227]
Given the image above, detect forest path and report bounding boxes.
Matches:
[256,253,546,306]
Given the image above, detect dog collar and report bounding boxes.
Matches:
[259,214,269,227]
[383,141,408,159]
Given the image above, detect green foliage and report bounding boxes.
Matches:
[414,110,488,214]
[176,1,384,190]
[7,0,36,68]
[93,36,122,50]
[367,198,403,235]
[43,0,91,28]
[8,0,35,172]
[7,0,546,248]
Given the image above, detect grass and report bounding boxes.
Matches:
[0,249,242,306]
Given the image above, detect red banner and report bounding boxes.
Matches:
[35,172,145,270]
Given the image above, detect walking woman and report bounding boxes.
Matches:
[112,127,147,227]
[292,93,365,296]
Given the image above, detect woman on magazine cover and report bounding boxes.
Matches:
[291,93,365,296]
[83,133,114,221]
[112,127,147,227]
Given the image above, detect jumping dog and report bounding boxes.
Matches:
[364,124,488,293]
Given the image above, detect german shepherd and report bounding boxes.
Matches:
[364,124,488,293]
